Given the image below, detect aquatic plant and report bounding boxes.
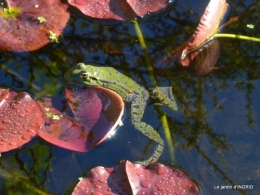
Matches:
[0,0,69,52]
[179,0,260,75]
[0,87,124,153]
[72,160,200,195]
[0,89,44,153]
[68,0,169,21]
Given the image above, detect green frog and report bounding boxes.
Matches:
[64,63,177,165]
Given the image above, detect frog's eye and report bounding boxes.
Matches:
[77,63,86,69]
[81,72,90,80]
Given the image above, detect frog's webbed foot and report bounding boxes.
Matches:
[133,142,164,166]
[132,121,164,165]
[149,87,178,117]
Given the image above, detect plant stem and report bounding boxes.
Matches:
[161,114,175,162]
[132,20,175,163]
[213,33,260,42]
[0,63,41,91]
[131,20,156,86]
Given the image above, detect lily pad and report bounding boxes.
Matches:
[65,87,124,148]
[179,0,228,67]
[37,97,88,152]
[72,160,200,195]
[37,87,124,152]
[0,0,69,52]
[0,89,44,153]
[68,0,169,21]
[186,39,220,76]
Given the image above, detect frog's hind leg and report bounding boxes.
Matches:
[130,94,164,165]
[132,120,164,166]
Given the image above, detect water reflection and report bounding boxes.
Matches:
[0,0,260,194]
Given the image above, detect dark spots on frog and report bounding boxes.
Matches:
[131,111,143,119]
[132,104,140,109]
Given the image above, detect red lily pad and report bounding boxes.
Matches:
[37,87,124,152]
[72,160,200,195]
[0,0,69,52]
[0,88,44,153]
[68,0,169,21]
[186,39,220,76]
[65,87,124,148]
[179,0,228,67]
[37,97,88,152]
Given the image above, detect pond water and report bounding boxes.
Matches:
[0,0,260,195]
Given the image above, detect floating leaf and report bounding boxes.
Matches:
[37,97,88,152]
[65,87,124,147]
[186,39,220,76]
[0,89,44,153]
[0,0,69,52]
[72,160,200,195]
[0,86,123,153]
[68,0,169,21]
[179,0,228,67]
[38,87,124,152]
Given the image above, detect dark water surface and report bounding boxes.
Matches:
[0,0,260,194]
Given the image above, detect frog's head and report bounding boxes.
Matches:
[64,63,100,86]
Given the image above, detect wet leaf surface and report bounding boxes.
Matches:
[37,87,124,152]
[37,97,88,152]
[0,89,44,153]
[0,0,69,52]
[72,160,200,195]
[179,0,228,67]
[68,0,169,21]
[0,0,259,194]
[0,87,123,153]
[65,87,124,147]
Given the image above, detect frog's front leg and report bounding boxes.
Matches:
[149,87,178,110]
[149,87,178,118]
[130,93,164,165]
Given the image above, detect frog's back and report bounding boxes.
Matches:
[88,65,145,97]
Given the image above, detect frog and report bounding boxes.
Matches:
[64,62,178,165]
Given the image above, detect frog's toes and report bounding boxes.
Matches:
[118,119,123,126]
[132,160,150,166]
